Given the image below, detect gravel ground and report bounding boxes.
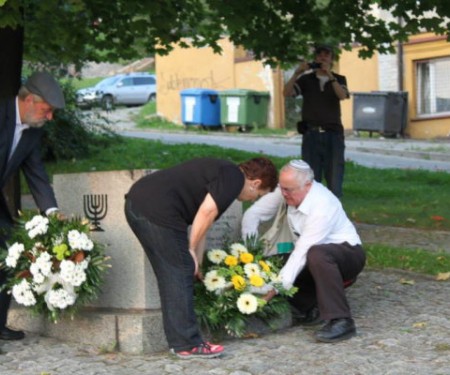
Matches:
[1,269,450,375]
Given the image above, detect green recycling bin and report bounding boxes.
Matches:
[219,89,270,129]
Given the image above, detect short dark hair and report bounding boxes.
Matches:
[314,44,334,57]
[239,157,278,191]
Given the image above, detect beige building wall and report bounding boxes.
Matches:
[341,33,450,139]
[156,38,282,127]
[403,33,450,139]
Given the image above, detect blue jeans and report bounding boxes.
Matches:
[301,130,345,198]
[124,199,203,351]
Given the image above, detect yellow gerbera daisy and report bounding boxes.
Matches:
[231,275,246,291]
[259,260,271,273]
[224,255,238,267]
[249,275,265,287]
[240,252,254,264]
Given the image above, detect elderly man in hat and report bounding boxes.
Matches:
[242,160,365,343]
[284,44,349,198]
[0,71,65,340]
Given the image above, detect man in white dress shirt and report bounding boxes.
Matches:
[241,160,365,343]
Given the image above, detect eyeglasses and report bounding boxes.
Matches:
[278,184,301,194]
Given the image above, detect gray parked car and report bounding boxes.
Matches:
[76,72,157,109]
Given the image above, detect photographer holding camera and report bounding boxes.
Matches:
[284,44,349,198]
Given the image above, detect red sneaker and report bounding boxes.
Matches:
[171,342,224,359]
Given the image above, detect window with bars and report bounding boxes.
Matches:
[416,56,450,117]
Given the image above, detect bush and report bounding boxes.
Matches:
[40,79,120,161]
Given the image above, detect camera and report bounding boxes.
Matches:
[308,62,322,69]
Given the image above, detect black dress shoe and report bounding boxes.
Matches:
[292,306,323,326]
[315,318,356,343]
[0,327,25,341]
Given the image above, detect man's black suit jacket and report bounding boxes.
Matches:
[0,97,57,232]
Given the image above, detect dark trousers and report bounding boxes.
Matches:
[0,209,13,330]
[0,268,11,329]
[301,130,345,198]
[287,242,365,321]
[124,199,203,351]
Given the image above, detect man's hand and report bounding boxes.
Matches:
[295,61,310,76]
[189,248,199,277]
[262,288,278,302]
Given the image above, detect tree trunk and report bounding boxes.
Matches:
[0,25,24,215]
[0,26,24,99]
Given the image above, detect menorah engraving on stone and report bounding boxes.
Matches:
[83,194,108,231]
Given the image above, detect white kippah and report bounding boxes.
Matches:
[289,160,310,170]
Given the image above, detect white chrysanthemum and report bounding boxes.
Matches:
[230,243,248,258]
[68,231,94,251]
[79,259,90,270]
[244,263,261,278]
[32,272,45,284]
[67,230,81,247]
[5,242,25,268]
[71,269,87,287]
[78,233,94,251]
[30,252,53,285]
[204,270,227,292]
[236,293,258,314]
[12,279,36,306]
[45,288,76,310]
[60,260,87,287]
[35,252,52,276]
[207,249,228,264]
[25,215,49,239]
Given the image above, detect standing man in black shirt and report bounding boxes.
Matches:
[284,44,349,198]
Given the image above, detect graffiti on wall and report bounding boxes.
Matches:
[159,71,230,94]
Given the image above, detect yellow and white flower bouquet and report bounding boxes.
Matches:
[194,241,297,337]
[0,210,109,322]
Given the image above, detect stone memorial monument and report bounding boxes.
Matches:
[9,169,242,353]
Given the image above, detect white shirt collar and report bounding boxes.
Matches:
[15,97,29,130]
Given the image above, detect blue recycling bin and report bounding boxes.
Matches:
[180,88,221,127]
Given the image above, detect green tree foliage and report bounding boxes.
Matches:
[2,0,450,67]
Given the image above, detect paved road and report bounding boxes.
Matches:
[120,129,450,172]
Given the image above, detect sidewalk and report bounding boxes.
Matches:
[344,134,450,162]
[1,268,449,374]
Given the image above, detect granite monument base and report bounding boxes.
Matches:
[8,306,168,354]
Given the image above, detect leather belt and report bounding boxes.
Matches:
[308,125,328,133]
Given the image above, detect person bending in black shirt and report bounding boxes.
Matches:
[124,157,278,359]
